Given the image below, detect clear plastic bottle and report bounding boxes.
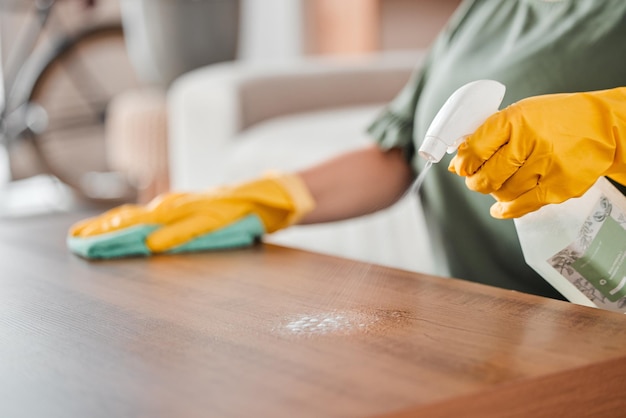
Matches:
[514,177,626,313]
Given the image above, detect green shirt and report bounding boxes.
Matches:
[368,0,626,299]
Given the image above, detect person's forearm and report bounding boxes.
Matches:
[296,145,414,224]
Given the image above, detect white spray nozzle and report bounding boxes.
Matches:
[418,80,506,163]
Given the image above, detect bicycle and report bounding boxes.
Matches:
[0,0,140,206]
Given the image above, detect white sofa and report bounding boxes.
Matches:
[167,50,438,275]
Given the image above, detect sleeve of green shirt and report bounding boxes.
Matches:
[365,0,477,162]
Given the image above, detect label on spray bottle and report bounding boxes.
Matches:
[547,194,626,311]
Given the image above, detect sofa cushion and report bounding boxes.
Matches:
[223,105,383,181]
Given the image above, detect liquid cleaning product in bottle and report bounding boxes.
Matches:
[514,178,626,313]
[420,80,626,313]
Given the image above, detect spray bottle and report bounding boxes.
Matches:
[513,177,626,312]
[417,80,506,163]
[418,80,626,313]
[409,79,505,194]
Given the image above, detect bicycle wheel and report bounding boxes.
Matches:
[18,24,141,201]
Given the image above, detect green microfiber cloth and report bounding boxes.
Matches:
[67,214,265,259]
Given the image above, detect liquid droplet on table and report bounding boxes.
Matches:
[277,309,410,337]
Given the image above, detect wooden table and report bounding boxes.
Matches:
[1,212,625,418]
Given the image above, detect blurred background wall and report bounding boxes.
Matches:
[1,0,461,99]
[0,0,460,211]
[121,0,462,82]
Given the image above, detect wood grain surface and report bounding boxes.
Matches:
[1,212,625,418]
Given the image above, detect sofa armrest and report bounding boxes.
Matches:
[167,49,426,190]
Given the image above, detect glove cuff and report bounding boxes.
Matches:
[266,171,316,227]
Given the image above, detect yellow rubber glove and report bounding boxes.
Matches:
[69,172,315,253]
[448,87,626,219]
